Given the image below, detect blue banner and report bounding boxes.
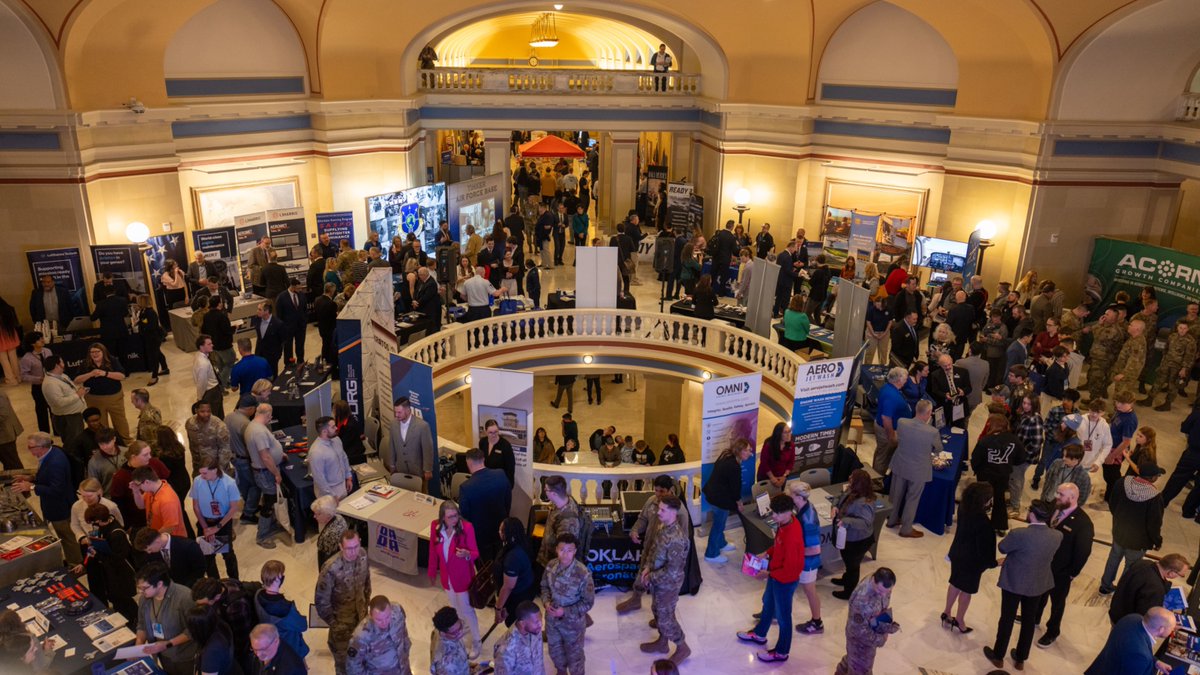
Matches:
[335,317,363,424]
[849,213,880,267]
[390,354,441,498]
[317,211,355,249]
[26,248,88,317]
[91,244,148,295]
[961,229,983,281]
[792,357,854,470]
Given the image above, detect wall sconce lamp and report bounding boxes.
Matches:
[974,220,997,274]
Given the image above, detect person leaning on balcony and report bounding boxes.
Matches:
[651,43,673,92]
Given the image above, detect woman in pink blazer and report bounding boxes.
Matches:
[429,499,482,659]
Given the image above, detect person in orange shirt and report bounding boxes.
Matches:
[130,466,187,537]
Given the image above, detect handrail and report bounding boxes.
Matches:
[419,67,700,96]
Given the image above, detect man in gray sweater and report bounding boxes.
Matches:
[887,400,942,538]
[984,500,1062,672]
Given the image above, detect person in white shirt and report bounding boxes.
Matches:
[462,268,507,322]
[69,477,123,544]
[309,416,353,500]
[193,334,223,419]
[40,354,87,443]
[1078,397,1112,477]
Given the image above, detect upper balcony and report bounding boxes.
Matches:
[418,67,701,96]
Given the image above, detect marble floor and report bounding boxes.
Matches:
[4,247,1197,673]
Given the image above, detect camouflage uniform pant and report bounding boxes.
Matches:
[1113,375,1139,399]
[546,614,586,674]
[1086,359,1115,400]
[651,587,684,643]
[1152,362,1185,404]
[330,624,355,675]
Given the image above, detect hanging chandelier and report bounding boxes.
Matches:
[529,12,559,48]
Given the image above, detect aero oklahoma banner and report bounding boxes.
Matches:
[1087,237,1200,329]
[792,357,854,468]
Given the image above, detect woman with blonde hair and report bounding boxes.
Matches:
[1015,270,1038,298]
[73,343,130,443]
[927,323,956,364]
[861,262,880,297]
[251,378,273,403]
[70,477,122,545]
[429,499,482,658]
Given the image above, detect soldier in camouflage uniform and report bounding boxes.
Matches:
[1110,319,1147,399]
[1143,320,1198,411]
[638,494,691,665]
[315,529,372,675]
[538,475,581,567]
[431,606,470,675]
[1180,302,1200,397]
[346,595,411,675]
[540,533,595,675]
[1084,307,1125,401]
[1058,306,1087,343]
[1130,299,1159,392]
[494,601,545,675]
[617,475,692,614]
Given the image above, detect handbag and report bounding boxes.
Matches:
[469,559,497,609]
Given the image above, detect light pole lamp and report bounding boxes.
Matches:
[733,188,751,224]
[974,220,997,274]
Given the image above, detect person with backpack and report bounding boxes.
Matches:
[254,560,309,662]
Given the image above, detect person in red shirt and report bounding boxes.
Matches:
[737,494,804,662]
[131,466,186,537]
[883,264,909,297]
[756,423,795,490]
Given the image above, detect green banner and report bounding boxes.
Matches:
[1087,237,1199,329]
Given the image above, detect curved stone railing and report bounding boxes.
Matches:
[420,68,701,95]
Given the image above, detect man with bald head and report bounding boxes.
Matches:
[1086,606,1175,675]
[461,266,505,322]
[1034,482,1094,647]
[1111,319,1147,399]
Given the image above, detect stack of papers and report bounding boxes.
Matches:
[95,627,136,653]
[0,536,33,553]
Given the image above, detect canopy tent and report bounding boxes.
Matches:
[517,135,586,158]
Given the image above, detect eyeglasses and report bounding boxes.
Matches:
[251,635,278,655]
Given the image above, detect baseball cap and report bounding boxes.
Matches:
[237,394,257,409]
[1062,414,1083,431]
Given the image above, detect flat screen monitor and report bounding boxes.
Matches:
[913,236,968,273]
[366,183,448,258]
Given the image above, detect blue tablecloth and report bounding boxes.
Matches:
[913,428,968,535]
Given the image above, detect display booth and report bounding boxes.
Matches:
[819,180,925,276]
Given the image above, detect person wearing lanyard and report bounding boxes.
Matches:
[190,456,243,580]
[134,561,197,675]
[19,331,52,434]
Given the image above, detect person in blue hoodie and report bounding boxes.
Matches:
[254,560,310,660]
[788,481,824,636]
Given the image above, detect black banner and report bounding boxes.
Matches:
[90,244,148,295]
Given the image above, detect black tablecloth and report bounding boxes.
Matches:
[669,299,746,327]
[55,332,147,376]
[741,481,891,566]
[547,292,576,310]
[268,363,332,429]
[396,316,437,345]
[0,570,111,675]
[279,424,364,545]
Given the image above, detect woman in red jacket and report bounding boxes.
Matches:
[737,493,804,662]
[428,500,482,659]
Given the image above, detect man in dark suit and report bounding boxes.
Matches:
[262,251,289,300]
[91,273,132,306]
[984,500,1062,672]
[890,276,925,323]
[927,354,972,429]
[192,276,234,313]
[133,529,205,589]
[1108,554,1190,625]
[945,290,976,359]
[29,275,76,325]
[251,301,284,377]
[275,278,307,364]
[313,282,338,370]
[774,240,797,317]
[458,447,511,562]
[890,310,921,367]
[1035,481,1094,647]
[805,254,835,324]
[1085,608,1175,675]
[90,291,131,360]
[710,219,738,291]
[412,266,442,332]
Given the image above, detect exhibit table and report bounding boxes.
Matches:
[0,569,130,675]
[279,424,372,545]
[168,293,263,352]
[395,313,438,346]
[770,322,834,352]
[741,482,892,568]
[268,363,332,429]
[337,485,442,575]
[669,299,747,327]
[0,489,66,587]
[914,428,968,535]
[547,291,576,310]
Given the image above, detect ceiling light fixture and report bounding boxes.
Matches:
[529,12,559,48]
[701,371,712,380]
[553,3,563,10]
[582,355,594,364]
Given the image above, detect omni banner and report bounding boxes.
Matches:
[700,373,762,509]
[1086,237,1199,329]
[792,356,854,469]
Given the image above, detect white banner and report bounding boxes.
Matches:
[575,247,619,308]
[701,373,762,507]
[470,367,535,519]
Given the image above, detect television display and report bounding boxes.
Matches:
[913,236,967,273]
[366,183,448,258]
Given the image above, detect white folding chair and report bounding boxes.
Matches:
[798,467,831,488]
[388,472,423,492]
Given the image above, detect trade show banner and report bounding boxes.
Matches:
[334,317,364,423]
[849,213,880,267]
[266,207,310,276]
[235,213,269,289]
[470,367,534,519]
[700,373,763,509]
[192,227,242,291]
[792,357,854,469]
[26,248,88,318]
[389,354,441,498]
[90,244,148,295]
[666,182,693,232]
[1087,237,1200,328]
[144,233,187,328]
[961,229,984,281]
[448,173,505,250]
[820,207,853,269]
[316,211,355,249]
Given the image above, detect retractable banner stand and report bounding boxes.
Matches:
[700,373,763,510]
[470,367,534,519]
[666,183,693,232]
[335,317,364,423]
[27,248,88,318]
[792,357,854,470]
[961,229,983,281]
[235,213,269,289]
[266,207,310,277]
[746,258,779,338]
[448,173,505,250]
[316,211,355,249]
[390,354,441,498]
[1087,237,1200,328]
[849,213,879,268]
[575,247,619,308]
[90,244,148,295]
[192,227,242,292]
[145,233,187,329]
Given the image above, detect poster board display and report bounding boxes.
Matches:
[700,374,762,508]
[26,248,88,318]
[792,357,854,470]
[235,213,269,289]
[191,227,242,292]
[448,174,505,250]
[470,367,534,519]
[90,244,148,295]
[666,182,693,232]
[821,180,924,269]
[367,183,448,258]
[266,208,310,276]
[316,211,355,249]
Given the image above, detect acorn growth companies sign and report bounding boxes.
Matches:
[1086,237,1200,328]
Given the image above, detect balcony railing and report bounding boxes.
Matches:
[1179,93,1200,122]
[419,68,700,95]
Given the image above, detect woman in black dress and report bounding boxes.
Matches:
[690,274,718,320]
[494,517,536,627]
[135,295,168,385]
[943,481,997,634]
[479,418,515,486]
